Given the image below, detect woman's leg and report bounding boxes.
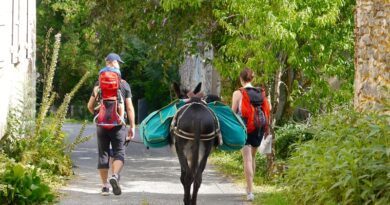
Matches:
[242,145,253,193]
[251,146,257,175]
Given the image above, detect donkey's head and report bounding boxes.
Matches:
[172,82,221,103]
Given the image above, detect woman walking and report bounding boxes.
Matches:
[231,67,270,201]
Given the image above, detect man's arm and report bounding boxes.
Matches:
[87,96,96,114]
[125,97,136,139]
[87,86,98,114]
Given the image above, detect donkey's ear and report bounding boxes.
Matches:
[172,82,181,98]
[193,82,202,94]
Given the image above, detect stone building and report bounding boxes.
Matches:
[354,0,389,112]
[0,0,36,138]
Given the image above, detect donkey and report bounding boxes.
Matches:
[170,82,220,205]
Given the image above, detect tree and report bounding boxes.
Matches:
[37,0,357,122]
[162,0,355,123]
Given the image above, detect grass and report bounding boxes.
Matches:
[210,149,268,184]
[255,191,290,205]
[210,150,291,205]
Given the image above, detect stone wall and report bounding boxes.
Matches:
[354,0,389,112]
[0,0,36,138]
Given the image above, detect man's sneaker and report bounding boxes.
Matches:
[109,175,122,195]
[246,192,255,201]
[101,187,109,196]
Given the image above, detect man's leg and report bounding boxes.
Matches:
[112,160,124,175]
[99,169,109,184]
[109,125,126,195]
[97,127,111,195]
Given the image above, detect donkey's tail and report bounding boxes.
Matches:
[191,120,201,176]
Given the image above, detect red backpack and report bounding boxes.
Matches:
[94,71,124,129]
[239,87,270,133]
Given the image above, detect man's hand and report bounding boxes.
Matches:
[125,127,135,146]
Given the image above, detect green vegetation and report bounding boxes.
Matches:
[156,0,355,122]
[32,1,388,205]
[37,0,355,123]
[255,191,290,205]
[274,123,312,160]
[0,157,54,204]
[284,107,390,204]
[211,106,389,205]
[0,33,90,204]
[211,150,268,185]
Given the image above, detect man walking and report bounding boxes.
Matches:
[87,53,136,195]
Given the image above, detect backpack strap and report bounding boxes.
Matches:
[260,88,271,128]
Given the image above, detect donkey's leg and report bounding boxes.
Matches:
[191,144,212,205]
[176,141,193,205]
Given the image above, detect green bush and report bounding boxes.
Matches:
[275,123,312,160]
[0,155,54,204]
[284,107,390,204]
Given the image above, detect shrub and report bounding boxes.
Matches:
[0,154,54,204]
[274,123,312,160]
[284,107,390,204]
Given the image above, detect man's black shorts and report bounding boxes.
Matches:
[96,125,127,169]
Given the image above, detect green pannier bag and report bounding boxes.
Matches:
[207,101,247,151]
[140,100,247,151]
[139,100,184,148]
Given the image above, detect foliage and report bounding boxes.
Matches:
[67,121,93,153]
[0,156,54,204]
[210,149,268,185]
[284,106,390,204]
[37,0,356,123]
[0,32,91,203]
[274,123,312,160]
[120,36,180,114]
[37,0,97,103]
[162,0,355,121]
[35,33,62,138]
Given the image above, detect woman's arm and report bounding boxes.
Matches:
[231,90,242,113]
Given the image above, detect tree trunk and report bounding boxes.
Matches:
[179,45,220,96]
[354,0,389,112]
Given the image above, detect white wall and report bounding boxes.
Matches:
[0,0,36,138]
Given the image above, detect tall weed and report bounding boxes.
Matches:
[284,106,390,204]
[0,31,91,204]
